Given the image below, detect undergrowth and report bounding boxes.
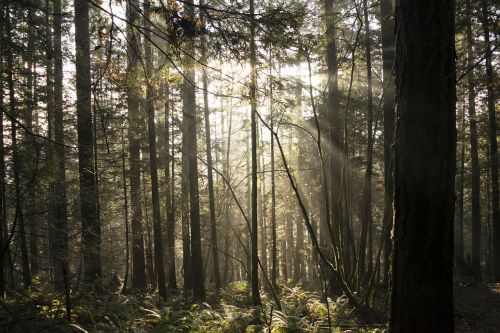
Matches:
[0,281,386,332]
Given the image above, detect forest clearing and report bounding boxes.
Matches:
[0,0,498,331]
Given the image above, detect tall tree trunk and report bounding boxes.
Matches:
[46,0,57,286]
[465,0,481,280]
[143,0,167,300]
[126,0,147,291]
[181,111,192,295]
[26,7,38,278]
[269,48,277,288]
[480,0,500,283]
[7,8,31,289]
[74,0,102,291]
[53,0,69,291]
[390,0,455,331]
[325,0,342,261]
[163,69,177,291]
[121,123,130,292]
[222,95,233,285]
[259,126,268,279]
[200,5,221,290]
[380,0,395,287]
[455,105,467,274]
[0,52,5,297]
[183,0,206,302]
[358,0,374,284]
[249,0,260,307]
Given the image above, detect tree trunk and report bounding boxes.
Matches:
[53,0,69,291]
[126,0,147,291]
[163,68,177,291]
[269,48,277,288]
[249,0,260,307]
[7,8,31,289]
[358,0,374,284]
[143,0,167,300]
[183,0,205,301]
[480,0,500,283]
[26,7,39,278]
[325,0,342,260]
[380,0,395,287]
[200,6,221,290]
[74,0,102,291]
[465,0,481,280]
[390,0,455,331]
[0,50,5,297]
[455,105,467,275]
[121,123,130,292]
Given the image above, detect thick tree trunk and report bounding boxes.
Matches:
[390,0,455,331]
[380,0,395,287]
[480,0,500,283]
[143,0,167,300]
[465,0,481,280]
[53,0,69,291]
[126,0,147,291]
[200,8,221,289]
[74,0,102,291]
[183,0,205,301]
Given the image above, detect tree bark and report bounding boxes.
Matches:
[126,0,147,291]
[163,68,177,291]
[200,5,221,290]
[465,0,481,280]
[390,0,455,331]
[183,0,205,301]
[380,0,395,287]
[0,48,5,297]
[358,0,374,284]
[53,0,70,291]
[249,0,261,307]
[480,0,500,283]
[143,0,167,300]
[74,0,102,291]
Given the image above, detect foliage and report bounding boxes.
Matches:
[0,285,388,332]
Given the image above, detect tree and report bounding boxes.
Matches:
[390,0,456,331]
[143,0,167,300]
[200,1,221,290]
[53,0,70,291]
[480,0,499,282]
[358,0,374,283]
[183,0,206,302]
[249,0,261,307]
[465,0,481,280]
[380,0,396,286]
[74,0,102,291]
[6,6,31,289]
[126,0,147,291]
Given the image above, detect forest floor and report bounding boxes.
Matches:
[0,281,499,332]
[0,281,386,332]
[454,282,500,333]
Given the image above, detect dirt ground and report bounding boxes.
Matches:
[454,283,500,333]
